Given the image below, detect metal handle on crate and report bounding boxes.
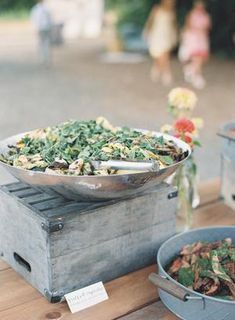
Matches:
[217,131,235,142]
[13,252,31,272]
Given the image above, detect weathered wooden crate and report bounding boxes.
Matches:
[221,154,235,210]
[219,121,235,210]
[0,181,177,303]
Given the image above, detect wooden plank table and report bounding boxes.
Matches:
[1,179,235,320]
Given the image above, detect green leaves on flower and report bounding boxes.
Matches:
[193,140,202,147]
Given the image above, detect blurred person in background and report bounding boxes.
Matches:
[144,0,177,86]
[46,0,67,46]
[30,0,53,65]
[179,0,211,89]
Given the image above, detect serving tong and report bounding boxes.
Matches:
[91,159,159,172]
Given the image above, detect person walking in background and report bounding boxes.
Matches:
[179,1,211,89]
[144,0,177,86]
[46,0,67,47]
[30,0,53,65]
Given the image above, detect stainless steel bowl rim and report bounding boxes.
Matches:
[157,226,235,305]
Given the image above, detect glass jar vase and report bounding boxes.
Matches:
[173,155,200,232]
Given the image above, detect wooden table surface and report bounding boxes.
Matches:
[1,179,235,320]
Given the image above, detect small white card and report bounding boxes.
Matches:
[65,282,109,313]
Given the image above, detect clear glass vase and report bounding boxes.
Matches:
[173,155,200,233]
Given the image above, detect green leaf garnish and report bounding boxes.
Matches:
[178,267,195,287]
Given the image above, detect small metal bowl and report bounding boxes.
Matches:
[149,227,235,320]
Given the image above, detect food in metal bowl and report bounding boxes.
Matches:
[0,117,188,176]
[167,238,235,300]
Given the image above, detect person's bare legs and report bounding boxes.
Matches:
[150,58,160,82]
[150,52,173,85]
[190,56,206,89]
[38,29,52,66]
[192,56,204,75]
[183,62,194,82]
[158,52,173,85]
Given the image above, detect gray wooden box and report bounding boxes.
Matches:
[221,153,235,210]
[219,121,235,210]
[0,181,177,303]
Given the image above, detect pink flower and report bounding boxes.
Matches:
[174,132,192,144]
[174,118,195,134]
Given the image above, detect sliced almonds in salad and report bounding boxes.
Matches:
[0,117,188,176]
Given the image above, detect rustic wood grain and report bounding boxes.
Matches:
[51,185,176,257]
[0,190,51,297]
[194,202,235,227]
[0,265,158,320]
[119,301,177,320]
[0,269,41,312]
[1,200,232,320]
[0,260,9,271]
[0,179,233,320]
[0,182,176,299]
[198,178,220,206]
[220,155,235,210]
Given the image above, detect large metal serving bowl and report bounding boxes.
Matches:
[0,129,191,201]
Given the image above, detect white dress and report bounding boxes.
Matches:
[148,8,177,58]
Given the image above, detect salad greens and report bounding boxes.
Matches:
[0,117,186,176]
[167,238,235,300]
